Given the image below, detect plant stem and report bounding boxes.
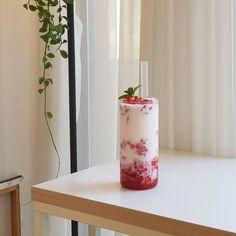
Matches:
[42,41,60,178]
[44,88,61,178]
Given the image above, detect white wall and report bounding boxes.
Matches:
[0,1,40,235]
[0,1,70,236]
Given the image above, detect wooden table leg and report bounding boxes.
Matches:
[34,210,43,236]
[10,185,21,236]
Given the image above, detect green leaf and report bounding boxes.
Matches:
[38,12,43,19]
[37,5,44,12]
[118,94,129,100]
[46,112,53,119]
[50,39,59,45]
[23,4,28,10]
[42,56,47,63]
[39,77,44,84]
[63,0,74,4]
[39,17,48,31]
[39,27,47,33]
[42,9,51,19]
[29,5,37,11]
[50,0,59,7]
[118,85,142,99]
[127,87,133,95]
[44,80,49,87]
[62,16,68,21]
[60,50,68,58]
[38,89,44,94]
[133,85,141,95]
[47,78,53,84]
[45,62,52,69]
[47,53,55,58]
[51,24,63,34]
[63,24,68,30]
[37,0,46,6]
[40,32,51,43]
[57,24,64,34]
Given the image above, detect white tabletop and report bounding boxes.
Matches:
[33,149,236,235]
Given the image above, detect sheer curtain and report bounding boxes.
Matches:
[75,0,141,235]
[119,0,141,92]
[149,0,236,158]
[75,0,120,235]
[74,0,236,235]
[76,0,119,170]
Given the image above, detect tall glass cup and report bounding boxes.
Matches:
[119,98,159,190]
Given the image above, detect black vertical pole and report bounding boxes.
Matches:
[67,3,78,236]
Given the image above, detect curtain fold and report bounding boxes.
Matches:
[76,0,119,168]
[118,0,141,93]
[151,0,236,158]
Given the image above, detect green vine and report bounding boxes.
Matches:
[23,0,74,177]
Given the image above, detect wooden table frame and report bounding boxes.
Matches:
[33,202,159,236]
[0,185,21,236]
[32,183,235,236]
[32,188,164,236]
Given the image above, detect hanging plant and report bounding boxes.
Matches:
[23,0,74,177]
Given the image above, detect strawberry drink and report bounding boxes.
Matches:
[119,89,159,190]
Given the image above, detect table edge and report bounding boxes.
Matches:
[32,187,235,236]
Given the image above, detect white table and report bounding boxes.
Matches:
[32,150,236,236]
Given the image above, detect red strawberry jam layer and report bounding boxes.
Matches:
[120,157,158,190]
[123,96,153,104]
[121,177,158,190]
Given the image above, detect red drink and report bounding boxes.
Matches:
[119,98,159,190]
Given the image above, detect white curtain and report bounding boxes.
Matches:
[119,0,141,93]
[150,0,236,158]
[75,0,142,235]
[76,0,119,170]
[75,0,120,235]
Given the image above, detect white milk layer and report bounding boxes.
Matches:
[119,98,159,166]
